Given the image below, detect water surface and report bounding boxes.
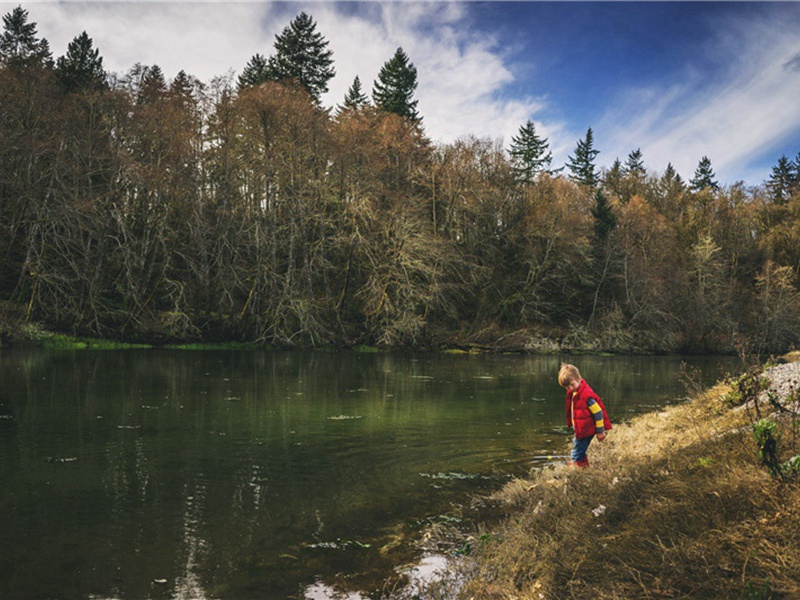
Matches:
[0,350,736,599]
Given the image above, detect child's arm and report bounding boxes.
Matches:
[586,398,606,441]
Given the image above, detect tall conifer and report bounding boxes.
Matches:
[55,31,106,93]
[342,76,369,109]
[238,54,269,89]
[0,6,51,68]
[372,48,420,122]
[767,155,795,204]
[265,12,334,103]
[508,119,553,183]
[689,156,719,192]
[566,128,600,189]
[624,148,645,176]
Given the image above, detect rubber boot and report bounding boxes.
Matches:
[575,457,590,468]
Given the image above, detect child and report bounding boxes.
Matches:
[558,363,612,467]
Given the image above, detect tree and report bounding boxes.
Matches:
[55,31,106,93]
[656,162,685,212]
[265,12,334,103]
[767,155,795,205]
[591,188,616,242]
[342,75,369,110]
[690,156,719,192]
[588,187,617,324]
[238,53,269,89]
[603,159,623,198]
[508,119,553,183]
[372,47,420,122]
[0,6,51,68]
[661,163,683,188]
[623,148,645,177]
[137,64,167,104]
[566,128,600,189]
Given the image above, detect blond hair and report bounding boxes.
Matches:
[558,363,581,387]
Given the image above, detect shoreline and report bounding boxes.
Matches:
[0,322,743,357]
[412,354,800,599]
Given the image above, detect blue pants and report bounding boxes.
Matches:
[571,435,594,464]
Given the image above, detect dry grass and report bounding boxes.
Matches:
[455,371,800,599]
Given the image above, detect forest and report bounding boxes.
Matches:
[2,7,800,354]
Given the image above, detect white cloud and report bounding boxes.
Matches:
[9,1,547,150]
[596,12,800,184]
[15,2,280,82]
[316,1,547,145]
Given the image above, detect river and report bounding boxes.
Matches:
[0,350,737,599]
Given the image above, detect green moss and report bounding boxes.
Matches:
[354,344,380,353]
[42,334,151,350]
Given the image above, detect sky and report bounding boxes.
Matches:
[7,1,800,186]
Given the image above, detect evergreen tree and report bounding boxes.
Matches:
[372,47,420,122]
[791,151,800,186]
[170,70,198,106]
[0,6,52,68]
[508,119,553,183]
[342,75,369,110]
[137,64,167,105]
[238,53,269,89]
[660,162,684,191]
[265,12,334,103]
[55,31,106,93]
[591,188,616,242]
[655,162,686,211]
[691,156,716,192]
[566,128,600,189]
[623,148,645,177]
[603,159,623,198]
[767,155,794,204]
[689,156,719,192]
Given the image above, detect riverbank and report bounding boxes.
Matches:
[414,355,800,599]
[0,314,739,356]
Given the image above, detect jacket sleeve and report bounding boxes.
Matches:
[586,398,605,434]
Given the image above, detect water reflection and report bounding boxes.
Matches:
[0,350,736,598]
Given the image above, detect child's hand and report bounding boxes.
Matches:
[596,432,606,442]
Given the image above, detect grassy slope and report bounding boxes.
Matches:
[459,360,800,599]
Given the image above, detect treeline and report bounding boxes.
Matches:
[2,7,800,353]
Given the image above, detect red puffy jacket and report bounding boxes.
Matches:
[566,379,612,439]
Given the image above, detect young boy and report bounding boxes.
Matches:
[558,363,612,467]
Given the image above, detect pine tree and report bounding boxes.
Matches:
[689,156,719,192]
[603,159,623,198]
[137,64,167,105]
[55,31,106,93]
[659,162,685,196]
[342,75,369,110]
[566,128,600,189]
[238,54,269,89]
[767,155,795,204]
[791,151,800,187]
[170,70,198,106]
[265,12,335,103]
[508,119,553,183]
[0,6,52,69]
[372,47,420,122]
[623,148,645,177]
[591,188,616,242]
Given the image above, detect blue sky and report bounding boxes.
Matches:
[10,1,800,185]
